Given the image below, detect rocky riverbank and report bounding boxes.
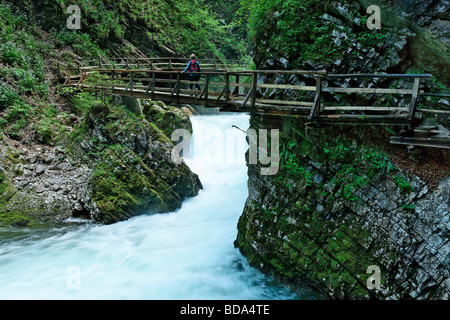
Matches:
[0,100,202,227]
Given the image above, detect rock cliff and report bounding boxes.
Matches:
[236,117,449,299]
[235,0,449,299]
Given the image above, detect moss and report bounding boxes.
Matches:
[88,147,182,224]
[0,210,40,228]
[63,98,200,224]
[141,100,193,137]
[0,171,17,210]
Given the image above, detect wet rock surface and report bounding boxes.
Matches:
[1,145,93,225]
[236,118,449,300]
[0,100,202,226]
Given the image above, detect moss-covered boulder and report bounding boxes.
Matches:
[67,100,202,224]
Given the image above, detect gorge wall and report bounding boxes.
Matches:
[235,0,449,299]
[236,116,449,299]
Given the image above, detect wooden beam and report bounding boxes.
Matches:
[308,76,322,120]
[241,88,253,108]
[408,78,421,121]
[257,83,317,91]
[322,106,408,112]
[416,108,450,115]
[251,72,257,109]
[232,75,240,96]
[225,72,230,102]
[322,87,415,95]
[256,99,315,107]
[326,73,432,79]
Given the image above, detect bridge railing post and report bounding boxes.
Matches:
[232,75,240,96]
[251,71,257,109]
[408,77,421,123]
[151,72,156,97]
[126,71,134,91]
[176,72,181,104]
[204,73,210,102]
[308,75,322,121]
[225,72,230,103]
[112,70,116,91]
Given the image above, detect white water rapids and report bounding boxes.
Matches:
[0,113,320,300]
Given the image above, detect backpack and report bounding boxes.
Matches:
[190,59,199,72]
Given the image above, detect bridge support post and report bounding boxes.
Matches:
[251,72,257,109]
[308,75,322,122]
[408,77,421,124]
[225,72,230,103]
[232,75,240,96]
[204,74,210,103]
[176,72,181,104]
[151,72,156,97]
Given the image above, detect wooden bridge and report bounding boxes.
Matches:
[59,57,450,149]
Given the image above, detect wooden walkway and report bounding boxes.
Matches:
[59,57,450,149]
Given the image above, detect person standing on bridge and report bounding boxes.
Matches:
[181,54,201,95]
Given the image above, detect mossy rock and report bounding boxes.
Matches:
[1,190,73,228]
[71,101,201,225]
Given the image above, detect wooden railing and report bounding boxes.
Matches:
[60,63,450,127]
[78,57,246,71]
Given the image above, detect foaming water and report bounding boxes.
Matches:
[0,113,320,300]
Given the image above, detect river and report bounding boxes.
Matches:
[0,113,320,300]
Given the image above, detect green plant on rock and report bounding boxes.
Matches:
[393,174,412,193]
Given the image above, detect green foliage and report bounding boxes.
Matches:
[401,203,415,213]
[0,82,19,109]
[240,0,341,66]
[0,3,61,143]
[51,0,248,61]
[393,174,412,193]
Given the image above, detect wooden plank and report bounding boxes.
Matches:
[416,109,450,115]
[323,106,408,112]
[326,73,432,79]
[257,83,317,91]
[252,70,327,75]
[256,99,315,107]
[419,92,450,98]
[213,87,227,105]
[322,87,414,94]
[241,88,253,108]
[390,137,450,149]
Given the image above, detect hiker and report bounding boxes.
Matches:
[181,54,201,94]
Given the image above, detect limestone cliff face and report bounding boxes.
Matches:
[236,118,449,299]
[236,0,449,299]
[358,0,450,84]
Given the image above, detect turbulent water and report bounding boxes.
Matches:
[0,113,320,300]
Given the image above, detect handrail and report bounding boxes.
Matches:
[59,62,450,123]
